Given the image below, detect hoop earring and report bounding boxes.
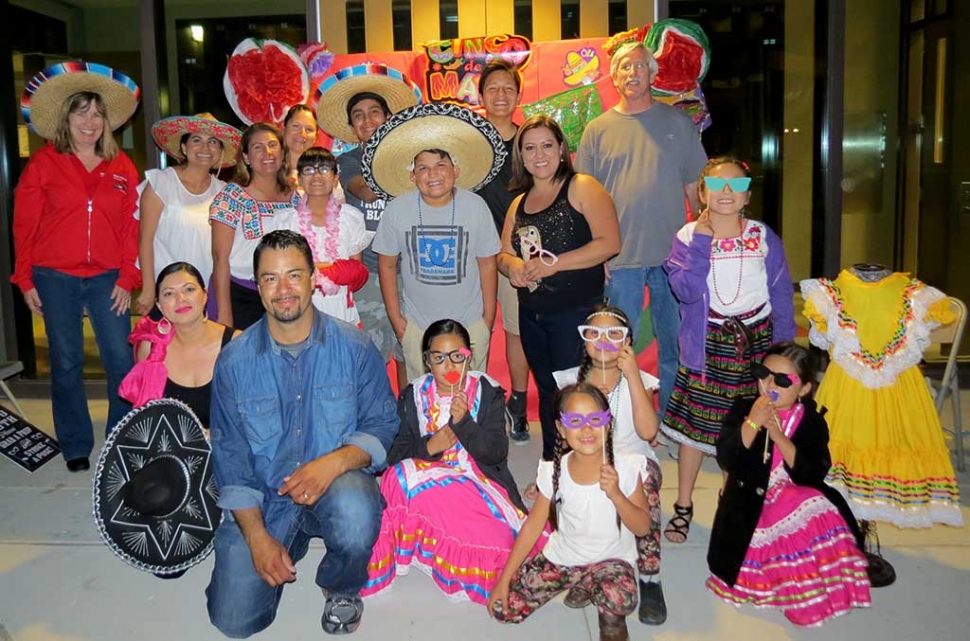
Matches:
[157,318,172,335]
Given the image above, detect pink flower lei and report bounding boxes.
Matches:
[297,194,343,296]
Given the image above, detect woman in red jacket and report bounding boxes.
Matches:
[14,62,142,472]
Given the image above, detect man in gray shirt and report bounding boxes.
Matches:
[576,40,707,419]
[574,36,707,628]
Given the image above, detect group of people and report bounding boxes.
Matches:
[14,33,890,641]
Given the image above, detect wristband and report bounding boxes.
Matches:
[745,418,760,431]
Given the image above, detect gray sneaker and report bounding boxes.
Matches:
[322,595,363,635]
[506,406,531,445]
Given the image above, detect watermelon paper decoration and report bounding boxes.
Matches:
[224,38,309,126]
[522,84,602,152]
[644,19,711,96]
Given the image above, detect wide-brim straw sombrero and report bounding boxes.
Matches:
[361,102,506,200]
[21,61,141,140]
[313,63,423,144]
[151,113,242,168]
[93,399,219,575]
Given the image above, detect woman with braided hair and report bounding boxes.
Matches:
[488,383,648,641]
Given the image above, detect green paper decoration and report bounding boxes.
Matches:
[521,84,602,152]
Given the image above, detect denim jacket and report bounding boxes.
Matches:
[209,310,399,511]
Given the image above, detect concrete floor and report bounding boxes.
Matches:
[1,392,968,641]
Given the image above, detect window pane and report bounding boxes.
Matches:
[440,1,458,40]
[393,0,412,51]
[562,1,580,40]
[514,0,533,41]
[347,0,366,54]
[609,0,628,34]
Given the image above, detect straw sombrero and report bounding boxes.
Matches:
[93,399,219,575]
[361,103,506,200]
[21,61,141,141]
[313,63,423,144]
[151,113,242,168]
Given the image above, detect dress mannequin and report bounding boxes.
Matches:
[848,263,892,282]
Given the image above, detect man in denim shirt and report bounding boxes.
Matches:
[205,230,398,637]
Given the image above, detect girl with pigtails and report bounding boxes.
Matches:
[553,304,667,624]
[488,382,650,641]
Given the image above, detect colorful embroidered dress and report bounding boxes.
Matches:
[363,373,528,604]
[800,270,962,527]
[706,405,872,627]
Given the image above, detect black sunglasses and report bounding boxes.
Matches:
[750,362,799,388]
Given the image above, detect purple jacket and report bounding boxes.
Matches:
[663,223,795,372]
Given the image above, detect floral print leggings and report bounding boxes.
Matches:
[493,553,638,623]
[639,458,662,576]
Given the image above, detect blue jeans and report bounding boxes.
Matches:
[520,299,599,461]
[605,266,681,416]
[32,267,133,461]
[206,470,384,638]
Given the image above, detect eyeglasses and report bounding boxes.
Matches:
[703,176,752,193]
[558,410,612,429]
[299,165,336,176]
[578,325,629,343]
[258,270,309,287]
[750,363,801,388]
[619,61,651,73]
[424,349,470,366]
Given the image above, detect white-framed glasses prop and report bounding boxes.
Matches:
[577,325,629,343]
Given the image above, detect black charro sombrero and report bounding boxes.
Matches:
[93,399,219,575]
[361,102,506,200]
[312,63,423,144]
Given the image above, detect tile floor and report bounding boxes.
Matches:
[0,392,967,641]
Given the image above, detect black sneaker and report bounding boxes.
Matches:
[322,595,363,635]
[505,405,530,445]
[638,580,667,625]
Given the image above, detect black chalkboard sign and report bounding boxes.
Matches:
[0,407,60,473]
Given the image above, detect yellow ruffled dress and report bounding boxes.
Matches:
[800,270,963,528]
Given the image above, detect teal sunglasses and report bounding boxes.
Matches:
[703,176,752,192]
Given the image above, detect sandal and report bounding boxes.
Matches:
[664,503,693,544]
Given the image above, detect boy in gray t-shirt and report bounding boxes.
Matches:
[372,149,500,381]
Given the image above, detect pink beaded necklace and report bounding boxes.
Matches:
[297,194,342,296]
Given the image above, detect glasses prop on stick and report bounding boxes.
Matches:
[443,348,473,396]
[757,379,781,464]
[517,228,558,292]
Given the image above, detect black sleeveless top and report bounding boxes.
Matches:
[511,174,605,311]
[163,325,234,428]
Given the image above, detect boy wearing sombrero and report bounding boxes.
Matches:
[366,103,506,382]
[314,64,422,386]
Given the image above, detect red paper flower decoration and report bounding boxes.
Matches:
[223,38,309,126]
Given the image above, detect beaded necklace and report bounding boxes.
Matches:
[417,190,457,267]
[711,216,746,307]
[296,194,342,296]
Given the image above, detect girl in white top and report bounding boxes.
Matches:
[294,148,372,326]
[134,114,239,315]
[553,305,667,624]
[489,383,649,641]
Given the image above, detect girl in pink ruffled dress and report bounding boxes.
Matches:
[706,342,872,626]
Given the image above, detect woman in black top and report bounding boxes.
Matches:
[497,114,621,470]
[124,262,239,428]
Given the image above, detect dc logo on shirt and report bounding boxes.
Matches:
[407,225,467,286]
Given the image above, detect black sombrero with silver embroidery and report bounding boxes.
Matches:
[361,102,507,200]
[93,399,219,575]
